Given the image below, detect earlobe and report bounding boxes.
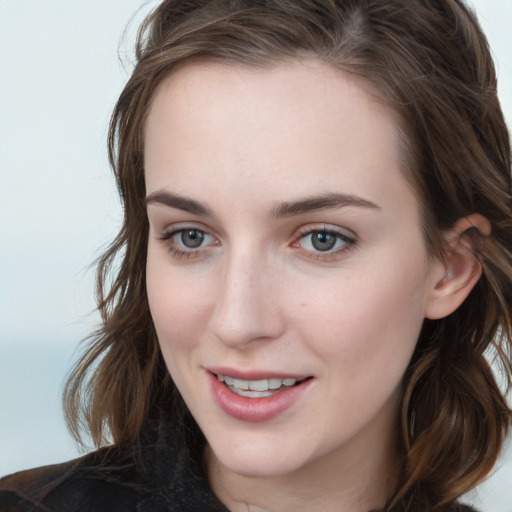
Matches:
[425,214,490,320]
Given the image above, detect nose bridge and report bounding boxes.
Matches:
[210,243,284,348]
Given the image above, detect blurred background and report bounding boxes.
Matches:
[0,1,511,509]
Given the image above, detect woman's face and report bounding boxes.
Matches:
[145,60,442,479]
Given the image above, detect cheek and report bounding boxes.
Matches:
[146,251,211,359]
[292,261,430,438]
[146,269,214,409]
[296,256,430,377]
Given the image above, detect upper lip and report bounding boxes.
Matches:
[207,367,311,381]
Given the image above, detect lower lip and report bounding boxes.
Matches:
[209,373,312,423]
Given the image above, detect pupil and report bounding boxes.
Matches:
[181,230,204,248]
[311,232,336,251]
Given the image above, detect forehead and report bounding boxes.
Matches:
[146,60,391,138]
[143,60,419,219]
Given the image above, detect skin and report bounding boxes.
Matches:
[144,60,481,512]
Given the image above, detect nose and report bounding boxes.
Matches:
[209,251,285,349]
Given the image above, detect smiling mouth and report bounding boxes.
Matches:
[215,374,311,398]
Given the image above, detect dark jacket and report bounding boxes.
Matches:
[0,420,228,512]
[0,451,229,511]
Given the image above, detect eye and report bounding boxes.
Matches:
[159,226,218,258]
[179,229,207,248]
[307,232,340,252]
[292,226,356,259]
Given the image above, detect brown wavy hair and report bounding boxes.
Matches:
[64,0,512,510]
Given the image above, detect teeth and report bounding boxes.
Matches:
[233,389,275,398]
[216,374,299,393]
[233,379,249,390]
[249,379,268,391]
[268,378,282,390]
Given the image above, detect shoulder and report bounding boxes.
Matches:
[0,449,142,512]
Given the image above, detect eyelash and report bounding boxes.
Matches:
[290,225,357,261]
[158,225,357,261]
[158,227,216,260]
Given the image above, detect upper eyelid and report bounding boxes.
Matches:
[160,226,214,243]
[158,223,355,236]
[293,224,357,239]
[159,221,215,236]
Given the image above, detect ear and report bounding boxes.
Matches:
[425,214,490,320]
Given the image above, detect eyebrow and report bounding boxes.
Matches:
[146,190,212,216]
[145,190,380,218]
[271,193,380,218]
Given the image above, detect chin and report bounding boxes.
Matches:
[207,435,317,479]
[219,456,303,479]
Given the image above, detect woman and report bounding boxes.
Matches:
[1,0,511,511]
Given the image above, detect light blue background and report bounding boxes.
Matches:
[1,1,511,510]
